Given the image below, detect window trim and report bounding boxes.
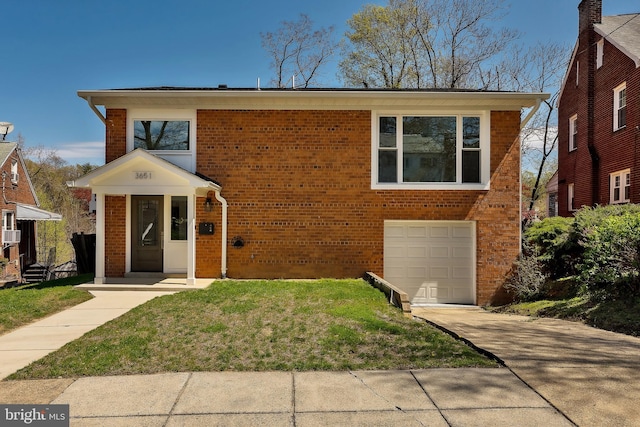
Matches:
[371,110,491,190]
[569,114,578,152]
[613,83,627,131]
[610,169,630,204]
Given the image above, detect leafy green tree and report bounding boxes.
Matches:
[23,146,96,265]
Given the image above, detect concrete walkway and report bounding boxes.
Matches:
[412,307,640,427]
[0,290,175,380]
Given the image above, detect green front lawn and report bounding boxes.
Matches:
[0,274,94,335]
[9,279,495,379]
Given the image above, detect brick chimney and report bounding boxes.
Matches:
[578,0,602,34]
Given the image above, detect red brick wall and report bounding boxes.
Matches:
[106,109,127,163]
[104,195,126,277]
[194,110,521,305]
[0,150,38,278]
[558,15,640,216]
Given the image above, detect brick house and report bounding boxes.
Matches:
[0,140,62,283]
[557,0,640,216]
[74,88,546,306]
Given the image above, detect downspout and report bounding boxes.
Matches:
[85,96,106,125]
[213,188,228,278]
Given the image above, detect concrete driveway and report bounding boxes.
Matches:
[412,307,640,427]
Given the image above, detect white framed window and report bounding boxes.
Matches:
[569,115,578,151]
[10,160,18,184]
[568,183,575,212]
[613,83,627,131]
[596,39,604,69]
[170,196,188,241]
[372,111,490,190]
[127,109,197,172]
[610,169,630,204]
[2,210,20,245]
[576,61,579,86]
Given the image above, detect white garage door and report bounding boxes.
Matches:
[384,221,475,305]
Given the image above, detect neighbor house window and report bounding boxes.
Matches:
[569,115,578,151]
[596,39,604,69]
[610,169,630,204]
[134,120,189,151]
[568,183,575,212]
[2,210,19,245]
[374,113,488,189]
[171,196,188,240]
[614,83,627,131]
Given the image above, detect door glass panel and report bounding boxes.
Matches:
[171,196,188,240]
[138,200,158,246]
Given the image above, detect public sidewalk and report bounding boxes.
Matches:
[412,307,640,427]
[0,370,572,426]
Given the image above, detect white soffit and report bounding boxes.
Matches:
[78,89,549,111]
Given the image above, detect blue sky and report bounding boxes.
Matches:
[2,0,637,165]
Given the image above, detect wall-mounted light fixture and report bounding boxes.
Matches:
[204,197,213,212]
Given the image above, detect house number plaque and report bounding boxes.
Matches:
[134,171,152,180]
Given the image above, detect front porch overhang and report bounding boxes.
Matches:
[70,149,227,285]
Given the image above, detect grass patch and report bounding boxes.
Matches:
[492,296,640,337]
[0,274,94,335]
[9,279,495,379]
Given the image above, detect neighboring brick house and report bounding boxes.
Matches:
[74,88,546,306]
[0,140,61,283]
[558,0,640,216]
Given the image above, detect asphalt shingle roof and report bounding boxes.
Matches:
[595,14,640,66]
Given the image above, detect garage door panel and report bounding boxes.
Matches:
[452,246,472,258]
[385,226,406,238]
[452,267,472,279]
[407,226,427,238]
[452,226,472,239]
[430,246,450,258]
[384,221,475,305]
[429,226,450,239]
[429,266,449,279]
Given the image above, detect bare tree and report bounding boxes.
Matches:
[339,0,519,89]
[261,14,338,88]
[495,42,570,215]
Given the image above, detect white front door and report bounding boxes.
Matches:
[384,221,475,305]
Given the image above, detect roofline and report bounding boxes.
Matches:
[594,25,640,68]
[77,88,549,111]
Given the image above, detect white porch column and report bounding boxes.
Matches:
[94,192,105,284]
[186,193,196,285]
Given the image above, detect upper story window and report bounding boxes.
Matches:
[127,109,196,172]
[569,115,578,152]
[373,112,489,190]
[134,121,189,151]
[596,39,604,69]
[568,183,575,212]
[10,160,18,184]
[576,61,579,86]
[610,169,630,204]
[613,83,627,131]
